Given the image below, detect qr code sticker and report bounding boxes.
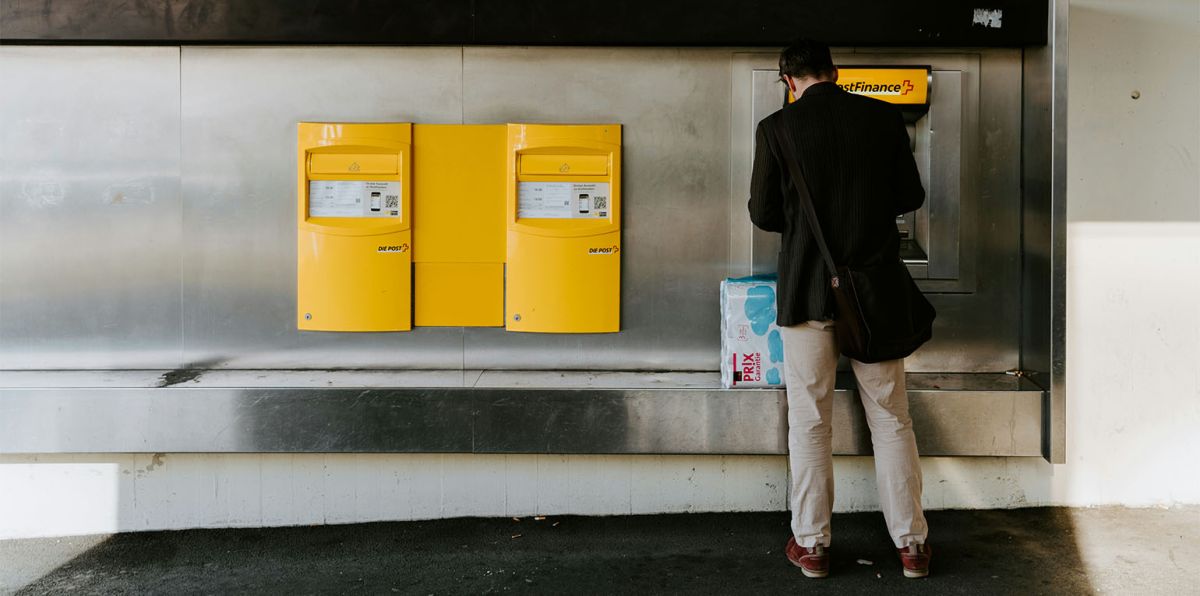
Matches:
[592,196,608,210]
[384,195,399,209]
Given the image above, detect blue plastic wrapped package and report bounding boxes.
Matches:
[720,275,786,388]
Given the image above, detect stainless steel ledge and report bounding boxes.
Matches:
[0,372,1043,456]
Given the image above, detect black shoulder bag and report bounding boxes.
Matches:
[770,126,935,363]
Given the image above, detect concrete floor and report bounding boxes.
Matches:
[2,507,1196,595]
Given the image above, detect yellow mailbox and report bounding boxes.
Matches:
[297,122,412,331]
[505,124,622,333]
[412,125,507,327]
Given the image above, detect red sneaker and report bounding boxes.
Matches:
[785,536,830,578]
[897,543,932,578]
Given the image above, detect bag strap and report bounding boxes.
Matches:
[768,123,840,287]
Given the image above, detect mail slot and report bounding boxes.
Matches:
[519,154,609,176]
[309,153,398,175]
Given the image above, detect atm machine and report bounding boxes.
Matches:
[731,50,1047,457]
[738,55,980,297]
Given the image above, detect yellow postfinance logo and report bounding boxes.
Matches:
[835,68,929,105]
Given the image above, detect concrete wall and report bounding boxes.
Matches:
[1057,0,1200,504]
[2,0,1199,539]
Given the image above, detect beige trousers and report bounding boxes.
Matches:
[780,320,928,548]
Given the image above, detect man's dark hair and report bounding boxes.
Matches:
[778,40,836,80]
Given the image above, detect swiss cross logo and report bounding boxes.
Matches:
[901,80,914,96]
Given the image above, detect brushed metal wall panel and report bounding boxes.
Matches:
[0,376,1043,456]
[925,70,964,281]
[1,46,1026,375]
[460,47,732,370]
[924,50,1023,371]
[179,47,466,369]
[0,47,182,369]
[748,67,788,277]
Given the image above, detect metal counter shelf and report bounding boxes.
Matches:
[0,371,1043,456]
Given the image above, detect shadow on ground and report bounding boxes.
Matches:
[8,508,1092,595]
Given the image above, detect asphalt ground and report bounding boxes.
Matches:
[2,507,1196,595]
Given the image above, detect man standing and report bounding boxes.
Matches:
[748,40,931,579]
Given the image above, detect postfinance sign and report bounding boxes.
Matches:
[835,68,929,105]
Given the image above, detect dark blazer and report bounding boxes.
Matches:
[748,81,925,327]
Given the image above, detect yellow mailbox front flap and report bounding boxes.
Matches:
[505,229,620,333]
[298,227,412,332]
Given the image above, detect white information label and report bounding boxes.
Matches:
[517,182,611,219]
[308,180,402,218]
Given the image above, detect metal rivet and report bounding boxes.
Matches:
[304,313,312,320]
[513,314,521,322]
[1131,90,1141,100]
